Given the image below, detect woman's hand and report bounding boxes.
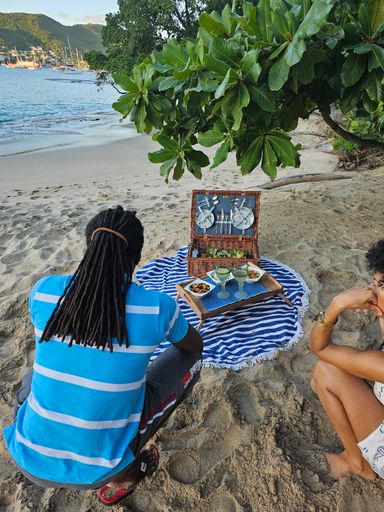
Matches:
[331,287,384,318]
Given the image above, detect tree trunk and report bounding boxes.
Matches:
[320,110,384,150]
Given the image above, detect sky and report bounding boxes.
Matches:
[0,1,119,25]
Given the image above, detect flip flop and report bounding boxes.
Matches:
[98,445,159,506]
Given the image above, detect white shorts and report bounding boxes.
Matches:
[357,381,384,478]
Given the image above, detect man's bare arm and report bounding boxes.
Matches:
[173,324,203,354]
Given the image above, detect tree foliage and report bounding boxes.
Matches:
[113,0,384,182]
[85,0,235,73]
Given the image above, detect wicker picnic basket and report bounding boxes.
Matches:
[187,189,260,277]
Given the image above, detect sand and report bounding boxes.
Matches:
[1,119,384,511]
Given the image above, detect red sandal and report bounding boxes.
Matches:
[98,445,159,506]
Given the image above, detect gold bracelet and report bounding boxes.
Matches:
[316,311,337,330]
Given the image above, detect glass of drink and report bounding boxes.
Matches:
[232,265,248,300]
[215,266,231,299]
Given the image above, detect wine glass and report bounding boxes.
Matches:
[215,266,231,299]
[232,265,248,300]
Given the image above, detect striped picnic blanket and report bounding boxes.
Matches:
[136,246,310,370]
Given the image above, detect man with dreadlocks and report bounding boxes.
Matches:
[3,206,203,506]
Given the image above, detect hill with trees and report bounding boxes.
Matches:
[0,13,104,52]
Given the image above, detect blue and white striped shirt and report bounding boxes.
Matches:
[3,274,188,485]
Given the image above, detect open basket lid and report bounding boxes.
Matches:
[191,189,260,240]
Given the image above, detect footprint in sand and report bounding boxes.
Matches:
[167,427,242,484]
[227,383,267,425]
[208,492,241,512]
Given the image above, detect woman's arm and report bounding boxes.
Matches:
[309,287,384,382]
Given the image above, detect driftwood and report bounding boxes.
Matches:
[253,173,352,190]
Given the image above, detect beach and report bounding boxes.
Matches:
[1,122,384,511]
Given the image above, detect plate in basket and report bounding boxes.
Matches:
[206,269,234,284]
[185,279,216,298]
[245,265,266,284]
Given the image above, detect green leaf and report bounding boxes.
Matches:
[295,0,333,39]
[364,0,384,36]
[257,0,274,42]
[173,158,185,181]
[261,140,278,180]
[362,72,382,102]
[238,137,264,175]
[215,69,231,99]
[160,158,177,183]
[199,12,227,36]
[112,94,135,117]
[362,93,378,114]
[353,43,373,55]
[210,38,242,68]
[186,158,202,179]
[232,83,251,131]
[341,54,367,87]
[154,134,178,150]
[162,41,188,69]
[186,150,210,167]
[339,85,362,114]
[146,104,162,130]
[267,132,298,166]
[293,48,326,84]
[268,42,289,61]
[222,4,233,35]
[198,128,225,147]
[158,77,183,91]
[272,4,291,38]
[134,100,147,132]
[149,94,173,113]
[358,5,371,37]
[285,38,306,67]
[249,85,277,113]
[204,54,230,77]
[211,139,231,168]
[112,73,138,93]
[148,148,178,163]
[268,58,290,91]
[242,50,262,86]
[370,44,384,71]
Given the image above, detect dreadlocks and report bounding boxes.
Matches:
[39,206,144,352]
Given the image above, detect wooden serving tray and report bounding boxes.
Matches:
[175,272,292,331]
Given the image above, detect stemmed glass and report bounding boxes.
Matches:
[215,266,231,299]
[232,265,249,300]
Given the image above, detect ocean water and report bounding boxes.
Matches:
[0,67,136,156]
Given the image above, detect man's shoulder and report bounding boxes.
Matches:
[31,274,72,297]
[128,283,176,310]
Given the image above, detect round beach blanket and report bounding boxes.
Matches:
[136,246,310,370]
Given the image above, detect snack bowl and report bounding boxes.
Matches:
[185,279,215,298]
[245,265,266,283]
[206,269,234,284]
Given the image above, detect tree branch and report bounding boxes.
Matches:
[256,173,352,190]
[320,110,384,150]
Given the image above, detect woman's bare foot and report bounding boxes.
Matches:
[325,451,377,481]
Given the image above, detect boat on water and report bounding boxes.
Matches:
[4,59,41,70]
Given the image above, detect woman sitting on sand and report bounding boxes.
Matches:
[309,240,384,481]
[3,206,203,506]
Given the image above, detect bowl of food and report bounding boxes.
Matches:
[185,279,215,298]
[206,269,234,284]
[245,265,265,283]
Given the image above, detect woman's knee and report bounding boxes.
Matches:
[311,360,341,393]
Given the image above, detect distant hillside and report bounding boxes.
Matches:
[0,13,104,52]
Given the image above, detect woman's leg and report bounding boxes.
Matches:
[311,360,384,480]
